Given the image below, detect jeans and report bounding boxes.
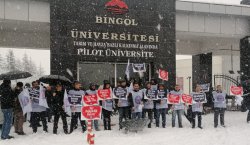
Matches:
[92,120,99,130]
[172,109,183,127]
[192,112,202,128]
[102,109,112,130]
[118,107,129,129]
[214,108,225,127]
[132,112,142,119]
[156,108,167,127]
[1,109,13,139]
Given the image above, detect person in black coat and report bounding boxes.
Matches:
[45,87,53,123]
[51,83,68,134]
[0,79,15,140]
[242,91,250,123]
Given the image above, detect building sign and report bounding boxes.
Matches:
[71,15,159,59]
[52,0,175,62]
[50,0,176,81]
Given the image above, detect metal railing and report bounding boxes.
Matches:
[213,74,241,111]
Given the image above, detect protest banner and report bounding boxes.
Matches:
[168,94,181,104]
[82,94,99,106]
[113,87,128,100]
[97,89,112,100]
[159,69,168,81]
[230,86,243,96]
[181,94,193,105]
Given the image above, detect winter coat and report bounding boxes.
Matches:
[170,90,184,110]
[243,93,250,110]
[46,90,53,108]
[212,91,227,108]
[0,84,15,109]
[51,90,64,112]
[14,87,23,112]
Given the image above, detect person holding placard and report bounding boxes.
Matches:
[128,82,144,119]
[191,85,207,129]
[242,92,250,123]
[170,84,184,128]
[114,80,130,130]
[86,83,100,131]
[100,80,113,130]
[212,85,227,128]
[155,83,168,128]
[142,82,155,128]
[51,83,68,134]
[29,81,48,133]
[150,78,158,122]
[68,81,86,133]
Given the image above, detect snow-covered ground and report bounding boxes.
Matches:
[1,111,250,145]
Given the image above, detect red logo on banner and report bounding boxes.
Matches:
[105,0,129,15]
[230,86,243,96]
[168,94,181,104]
[159,69,168,81]
[97,89,112,100]
[181,94,193,105]
[81,106,102,120]
[82,95,98,106]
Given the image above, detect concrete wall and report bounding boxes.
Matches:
[0,0,49,22]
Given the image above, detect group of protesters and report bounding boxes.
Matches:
[0,77,245,140]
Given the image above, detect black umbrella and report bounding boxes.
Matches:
[0,71,32,80]
[39,75,72,86]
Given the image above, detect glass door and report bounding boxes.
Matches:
[78,62,151,89]
[78,62,115,89]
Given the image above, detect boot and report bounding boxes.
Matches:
[53,129,57,134]
[17,132,26,135]
[108,121,111,130]
[148,123,151,128]
[64,130,68,134]
[104,120,107,130]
